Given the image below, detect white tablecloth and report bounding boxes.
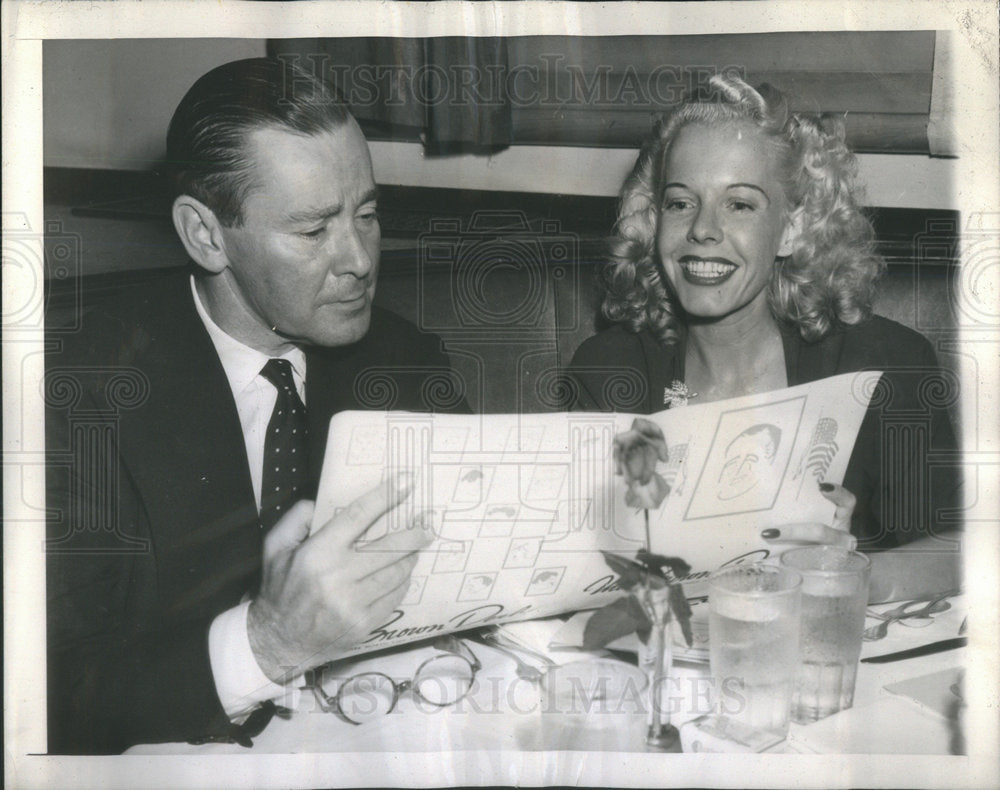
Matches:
[127,595,966,756]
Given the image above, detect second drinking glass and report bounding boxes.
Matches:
[780,546,872,723]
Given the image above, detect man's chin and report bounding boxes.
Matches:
[309,310,373,348]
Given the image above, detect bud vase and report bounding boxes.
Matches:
[639,582,681,751]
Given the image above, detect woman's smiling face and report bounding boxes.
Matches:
[655,122,798,324]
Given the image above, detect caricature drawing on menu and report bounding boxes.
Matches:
[717,424,782,501]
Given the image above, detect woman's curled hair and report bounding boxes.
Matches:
[602,74,885,344]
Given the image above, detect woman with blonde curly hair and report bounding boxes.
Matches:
[568,75,961,592]
[604,76,882,350]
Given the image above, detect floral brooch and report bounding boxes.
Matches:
[663,380,696,409]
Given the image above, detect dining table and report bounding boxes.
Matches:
[126,591,968,759]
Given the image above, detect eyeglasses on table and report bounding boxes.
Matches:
[302,635,482,725]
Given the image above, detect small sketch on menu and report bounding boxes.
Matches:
[525,567,565,596]
[524,464,568,502]
[479,503,519,537]
[452,466,488,503]
[504,537,542,568]
[458,572,496,602]
[794,417,840,494]
[663,443,690,496]
[432,540,471,573]
[401,575,427,605]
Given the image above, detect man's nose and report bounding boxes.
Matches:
[328,224,377,278]
[687,204,722,244]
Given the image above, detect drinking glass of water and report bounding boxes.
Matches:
[708,564,803,738]
[780,546,871,723]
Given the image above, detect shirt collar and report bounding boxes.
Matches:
[190,275,306,394]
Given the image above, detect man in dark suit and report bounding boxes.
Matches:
[45,57,465,754]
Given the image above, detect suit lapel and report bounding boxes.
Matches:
[117,275,261,620]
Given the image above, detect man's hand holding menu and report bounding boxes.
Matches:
[249,474,432,683]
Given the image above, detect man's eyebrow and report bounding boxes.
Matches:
[285,188,380,224]
[286,204,342,223]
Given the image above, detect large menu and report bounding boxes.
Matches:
[312,371,881,656]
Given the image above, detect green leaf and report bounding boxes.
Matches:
[669,583,694,648]
[600,551,646,591]
[582,595,651,650]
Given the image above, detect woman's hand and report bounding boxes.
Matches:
[760,482,858,550]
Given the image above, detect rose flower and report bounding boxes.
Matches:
[614,417,670,510]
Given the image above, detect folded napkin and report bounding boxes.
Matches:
[490,615,620,665]
[490,616,574,660]
[547,609,710,664]
[786,696,959,754]
[884,667,964,721]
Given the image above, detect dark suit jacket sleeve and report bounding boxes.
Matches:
[46,385,234,753]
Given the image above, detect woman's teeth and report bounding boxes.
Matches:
[683,259,736,276]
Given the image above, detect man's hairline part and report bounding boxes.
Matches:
[186,115,358,230]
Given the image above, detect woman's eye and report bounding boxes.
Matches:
[729,200,756,212]
[663,199,692,212]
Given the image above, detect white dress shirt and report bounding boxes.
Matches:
[191,277,306,718]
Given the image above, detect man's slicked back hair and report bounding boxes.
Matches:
[166,57,350,226]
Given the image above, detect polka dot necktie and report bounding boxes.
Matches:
[259,359,309,531]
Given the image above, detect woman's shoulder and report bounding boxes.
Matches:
[836,314,938,363]
[847,314,932,342]
[568,324,663,367]
[565,324,673,412]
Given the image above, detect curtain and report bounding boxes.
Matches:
[268,38,512,153]
[271,32,941,155]
[505,32,939,153]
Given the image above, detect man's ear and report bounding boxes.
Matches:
[777,206,804,258]
[172,195,230,274]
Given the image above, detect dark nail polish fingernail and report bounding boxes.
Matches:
[819,482,834,492]
[761,529,780,539]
